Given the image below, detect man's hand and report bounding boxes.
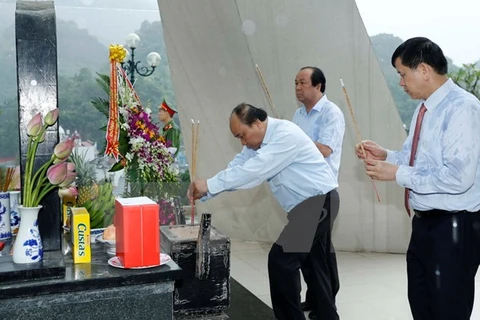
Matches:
[187,179,208,203]
[364,158,398,181]
[355,140,387,161]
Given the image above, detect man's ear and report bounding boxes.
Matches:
[419,63,430,78]
[253,119,263,129]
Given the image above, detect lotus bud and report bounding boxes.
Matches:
[34,130,46,143]
[67,162,75,172]
[44,108,59,126]
[58,186,78,198]
[46,162,68,185]
[26,113,43,137]
[58,172,76,188]
[53,137,75,160]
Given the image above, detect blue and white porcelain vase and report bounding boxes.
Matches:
[12,205,43,264]
[9,191,20,236]
[0,191,11,240]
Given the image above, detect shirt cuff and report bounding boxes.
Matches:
[385,150,396,163]
[200,191,213,202]
[207,177,223,195]
[396,165,414,188]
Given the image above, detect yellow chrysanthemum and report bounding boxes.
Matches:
[109,44,127,63]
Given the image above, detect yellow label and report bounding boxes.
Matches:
[62,195,77,233]
[71,207,91,264]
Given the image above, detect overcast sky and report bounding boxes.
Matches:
[355,0,480,66]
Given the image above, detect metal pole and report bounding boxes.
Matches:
[129,47,136,85]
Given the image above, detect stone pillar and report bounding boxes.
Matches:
[15,1,61,252]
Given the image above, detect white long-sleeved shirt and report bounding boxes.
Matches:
[387,79,480,211]
[292,94,345,179]
[205,117,338,212]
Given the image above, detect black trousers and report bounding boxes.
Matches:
[268,193,339,320]
[302,189,340,309]
[407,210,480,320]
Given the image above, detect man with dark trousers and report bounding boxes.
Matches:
[188,103,340,320]
[293,66,345,319]
[356,37,480,320]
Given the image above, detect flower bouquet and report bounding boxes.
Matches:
[13,108,77,264]
[98,45,179,202]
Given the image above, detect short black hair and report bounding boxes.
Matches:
[391,37,448,75]
[300,66,326,93]
[231,103,268,126]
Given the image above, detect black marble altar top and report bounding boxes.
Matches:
[0,241,181,299]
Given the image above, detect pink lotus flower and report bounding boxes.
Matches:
[26,113,43,137]
[54,137,75,160]
[23,108,75,207]
[46,162,68,185]
[44,109,59,126]
[58,186,78,198]
[67,162,75,172]
[58,172,76,188]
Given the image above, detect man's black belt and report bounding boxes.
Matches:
[414,209,467,219]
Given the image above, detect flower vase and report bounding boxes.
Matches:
[0,192,11,240]
[9,191,21,236]
[12,205,43,264]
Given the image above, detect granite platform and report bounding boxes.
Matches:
[0,241,182,320]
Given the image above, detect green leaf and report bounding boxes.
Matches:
[108,162,124,172]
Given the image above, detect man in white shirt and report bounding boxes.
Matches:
[356,37,480,320]
[188,103,339,320]
[293,67,345,319]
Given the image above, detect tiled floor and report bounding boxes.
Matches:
[230,239,480,320]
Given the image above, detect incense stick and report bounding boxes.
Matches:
[255,64,280,118]
[340,78,381,202]
[190,119,200,225]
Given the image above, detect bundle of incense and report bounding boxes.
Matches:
[0,167,15,192]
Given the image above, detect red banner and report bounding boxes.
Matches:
[105,60,120,160]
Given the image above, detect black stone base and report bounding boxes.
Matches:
[0,239,65,285]
[175,312,228,320]
[226,277,275,320]
[0,241,182,320]
[174,277,275,320]
[161,225,231,316]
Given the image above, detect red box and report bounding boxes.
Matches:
[115,197,160,268]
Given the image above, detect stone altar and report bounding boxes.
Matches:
[161,224,231,318]
[0,241,181,320]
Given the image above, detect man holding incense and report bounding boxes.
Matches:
[293,66,345,319]
[158,99,181,156]
[356,37,480,320]
[188,103,340,320]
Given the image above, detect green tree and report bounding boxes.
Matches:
[449,63,480,99]
[58,68,107,150]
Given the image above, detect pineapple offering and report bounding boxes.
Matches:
[71,151,115,229]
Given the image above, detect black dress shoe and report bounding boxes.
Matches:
[300,301,312,311]
[308,310,317,319]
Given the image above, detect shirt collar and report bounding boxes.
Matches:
[300,94,329,115]
[261,117,275,147]
[423,78,455,111]
[312,94,329,112]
